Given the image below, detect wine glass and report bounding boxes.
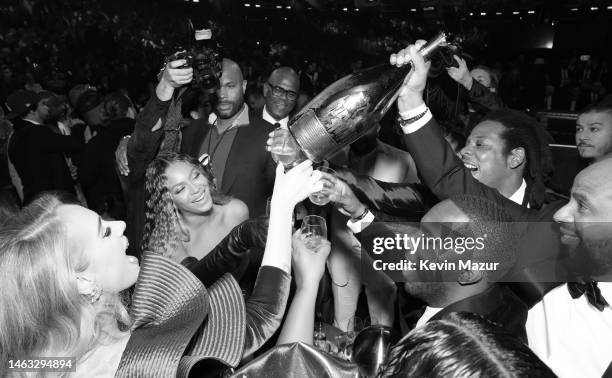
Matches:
[269,128,301,168]
[300,215,327,251]
[309,166,336,206]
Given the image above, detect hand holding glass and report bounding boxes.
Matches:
[309,167,336,206]
[269,128,302,168]
[299,215,327,251]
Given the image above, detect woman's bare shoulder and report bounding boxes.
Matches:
[222,198,249,223]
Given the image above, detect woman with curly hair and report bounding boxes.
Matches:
[142,152,249,261]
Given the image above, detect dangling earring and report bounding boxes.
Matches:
[77,276,102,303]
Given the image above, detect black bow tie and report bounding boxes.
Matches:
[567,281,609,311]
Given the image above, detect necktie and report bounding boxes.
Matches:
[567,281,609,311]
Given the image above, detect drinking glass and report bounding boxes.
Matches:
[300,215,327,251]
[309,166,336,206]
[269,128,301,168]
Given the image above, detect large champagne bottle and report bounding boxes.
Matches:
[288,32,450,162]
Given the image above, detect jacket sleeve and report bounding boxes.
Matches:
[466,80,505,111]
[126,95,170,183]
[332,165,434,221]
[242,265,291,358]
[401,117,529,219]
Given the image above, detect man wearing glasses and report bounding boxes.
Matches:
[261,67,300,129]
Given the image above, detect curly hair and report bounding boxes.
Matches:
[479,109,554,209]
[379,312,555,378]
[142,152,231,258]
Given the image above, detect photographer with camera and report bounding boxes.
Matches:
[116,38,276,258]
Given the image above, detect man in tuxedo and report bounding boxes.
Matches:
[575,104,612,163]
[526,158,612,377]
[260,67,299,129]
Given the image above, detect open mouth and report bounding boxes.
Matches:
[193,192,207,203]
[462,161,479,172]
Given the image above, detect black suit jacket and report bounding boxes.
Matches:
[180,111,276,217]
[352,117,567,305]
[8,120,83,204]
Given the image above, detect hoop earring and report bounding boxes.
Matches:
[77,277,102,303]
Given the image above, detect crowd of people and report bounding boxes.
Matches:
[2,0,612,377]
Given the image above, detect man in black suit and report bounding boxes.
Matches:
[7,90,83,204]
[179,58,276,217]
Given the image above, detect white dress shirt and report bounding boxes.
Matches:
[262,106,289,129]
[527,283,612,378]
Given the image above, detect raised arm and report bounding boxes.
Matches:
[242,161,324,357]
[118,59,193,182]
[391,42,527,219]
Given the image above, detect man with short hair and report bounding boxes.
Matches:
[261,67,299,129]
[575,104,612,163]
[526,158,612,378]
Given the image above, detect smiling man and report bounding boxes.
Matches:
[526,158,612,378]
[575,105,612,163]
[260,67,300,129]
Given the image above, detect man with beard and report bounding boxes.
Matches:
[123,58,276,218]
[260,67,300,129]
[575,104,612,164]
[7,90,84,204]
[526,158,612,378]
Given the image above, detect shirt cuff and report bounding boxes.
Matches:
[346,210,375,234]
[399,108,432,134]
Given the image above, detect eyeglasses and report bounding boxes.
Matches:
[266,82,298,101]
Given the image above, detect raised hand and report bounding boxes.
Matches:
[271,160,323,209]
[292,230,331,290]
[156,59,194,101]
[446,55,473,90]
[390,40,431,112]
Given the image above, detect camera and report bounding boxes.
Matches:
[164,21,223,93]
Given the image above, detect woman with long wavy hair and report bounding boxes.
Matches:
[142,152,249,261]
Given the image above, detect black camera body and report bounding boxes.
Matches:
[164,24,223,93]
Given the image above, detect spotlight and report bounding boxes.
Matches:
[570,7,578,11]
[255,4,261,8]
[244,3,251,6]
[286,5,291,9]
[480,12,486,16]
[512,11,519,15]
[342,7,348,11]
[276,5,282,9]
[590,6,598,11]
[410,8,417,12]
[496,11,502,15]
[527,10,535,14]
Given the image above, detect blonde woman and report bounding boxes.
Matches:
[0,160,323,377]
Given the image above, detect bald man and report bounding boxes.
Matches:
[527,158,612,378]
[125,57,276,221]
[260,67,300,129]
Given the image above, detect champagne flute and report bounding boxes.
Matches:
[300,215,327,251]
[309,166,336,206]
[269,128,301,168]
